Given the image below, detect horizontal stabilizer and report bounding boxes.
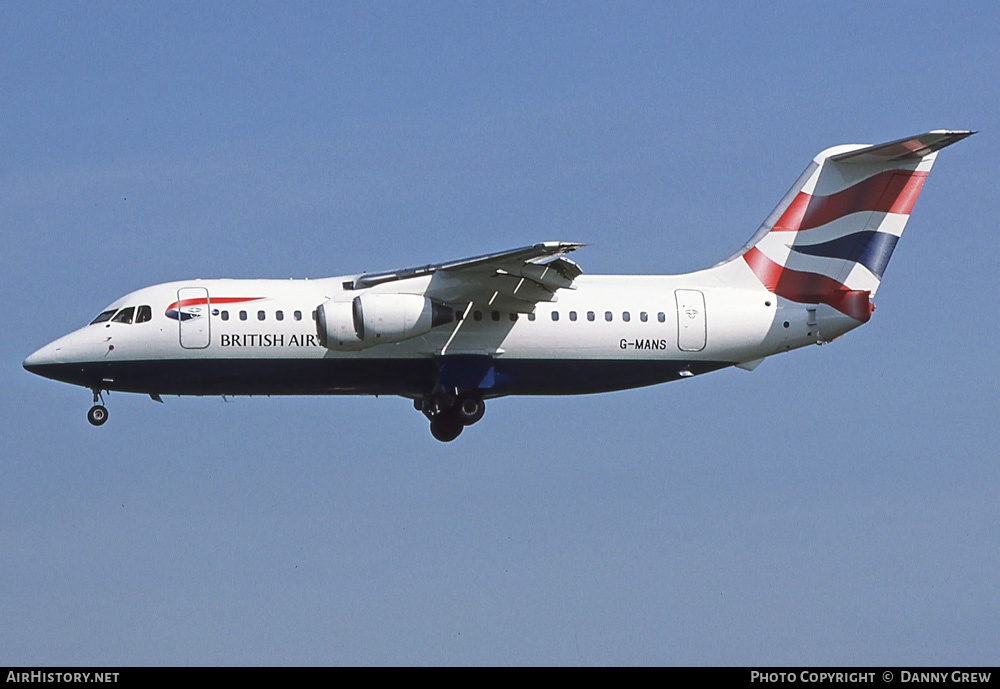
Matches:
[830,130,974,164]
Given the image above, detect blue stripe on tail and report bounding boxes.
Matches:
[789,230,900,279]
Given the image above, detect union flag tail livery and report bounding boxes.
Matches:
[723,130,973,323]
[23,130,972,441]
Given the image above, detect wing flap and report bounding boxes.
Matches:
[349,241,585,308]
[352,242,583,289]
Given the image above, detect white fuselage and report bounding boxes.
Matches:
[23,272,860,400]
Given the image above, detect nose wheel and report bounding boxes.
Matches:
[87,388,108,427]
[87,405,109,426]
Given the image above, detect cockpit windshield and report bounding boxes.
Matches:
[90,305,152,325]
[111,307,135,324]
[90,309,117,325]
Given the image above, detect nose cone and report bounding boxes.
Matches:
[24,329,110,388]
[23,341,60,376]
[23,330,85,382]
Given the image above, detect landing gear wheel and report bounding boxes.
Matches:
[430,413,463,442]
[456,396,486,426]
[87,405,108,427]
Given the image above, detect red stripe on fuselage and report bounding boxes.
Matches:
[166,297,263,310]
[772,170,927,232]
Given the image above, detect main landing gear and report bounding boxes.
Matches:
[417,393,486,442]
[87,388,108,427]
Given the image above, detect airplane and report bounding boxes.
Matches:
[23,130,972,441]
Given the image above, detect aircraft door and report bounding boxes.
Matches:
[177,287,211,349]
[675,289,706,352]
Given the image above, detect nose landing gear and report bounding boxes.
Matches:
[87,388,108,427]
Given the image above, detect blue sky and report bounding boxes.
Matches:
[2,1,997,665]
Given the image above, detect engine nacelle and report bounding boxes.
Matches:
[316,293,453,351]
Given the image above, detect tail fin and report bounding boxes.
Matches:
[728,130,972,322]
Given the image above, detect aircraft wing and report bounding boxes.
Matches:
[348,241,585,311]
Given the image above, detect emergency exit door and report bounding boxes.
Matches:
[675,289,706,352]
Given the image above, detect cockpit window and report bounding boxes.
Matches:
[112,307,135,324]
[135,305,152,323]
[90,309,117,325]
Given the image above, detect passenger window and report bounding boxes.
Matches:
[587,311,595,322]
[276,311,284,321]
[528,313,536,321]
[258,310,266,321]
[509,313,518,322]
[491,310,500,322]
[240,311,247,321]
[640,311,648,323]
[623,311,630,322]
[312,310,317,321]
[135,305,152,323]
[90,309,117,325]
[569,311,577,322]
[112,307,135,324]
[551,311,559,321]
[221,311,229,321]
[294,311,302,321]
[657,312,666,323]
[474,311,483,322]
[605,311,613,322]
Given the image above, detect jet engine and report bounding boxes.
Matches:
[316,293,453,350]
